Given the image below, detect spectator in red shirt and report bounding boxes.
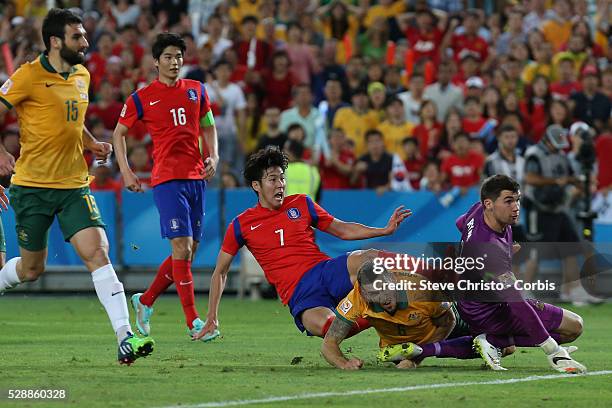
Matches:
[453,53,480,87]
[596,130,612,191]
[445,10,489,66]
[462,96,486,137]
[401,137,425,190]
[412,99,442,160]
[319,128,355,190]
[550,56,581,99]
[112,24,144,66]
[88,80,124,131]
[262,50,297,110]
[90,162,123,203]
[86,31,114,90]
[520,75,552,144]
[236,15,272,72]
[441,132,485,189]
[401,8,445,66]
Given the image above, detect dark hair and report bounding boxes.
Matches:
[213,59,231,71]
[402,136,418,146]
[243,146,289,188]
[152,33,186,60]
[454,132,470,143]
[42,8,83,51]
[241,15,259,25]
[285,139,305,159]
[357,259,379,288]
[497,124,518,136]
[287,123,305,138]
[365,129,383,141]
[464,96,480,105]
[480,174,520,204]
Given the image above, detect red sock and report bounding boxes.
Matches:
[321,316,371,338]
[172,259,199,328]
[140,255,174,307]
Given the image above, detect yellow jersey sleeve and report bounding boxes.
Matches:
[335,283,367,324]
[0,64,32,109]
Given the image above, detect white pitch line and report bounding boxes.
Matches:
[160,370,612,408]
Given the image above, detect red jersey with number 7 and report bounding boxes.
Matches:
[222,194,335,304]
[118,79,211,186]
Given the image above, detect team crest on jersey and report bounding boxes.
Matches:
[187,88,198,102]
[286,208,301,220]
[0,79,12,95]
[170,218,180,232]
[339,299,352,314]
[408,312,420,320]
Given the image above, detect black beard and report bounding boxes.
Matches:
[60,44,85,66]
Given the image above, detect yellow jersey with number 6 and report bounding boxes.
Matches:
[0,53,90,189]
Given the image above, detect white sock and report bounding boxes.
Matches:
[91,264,132,343]
[0,257,21,291]
[539,336,561,355]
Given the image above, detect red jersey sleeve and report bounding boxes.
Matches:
[304,196,334,231]
[200,82,211,118]
[118,93,141,129]
[221,218,244,255]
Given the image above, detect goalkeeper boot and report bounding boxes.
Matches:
[118,333,155,365]
[473,334,507,371]
[377,342,423,363]
[547,346,586,374]
[189,317,221,342]
[131,293,153,336]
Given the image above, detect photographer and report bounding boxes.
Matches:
[523,125,598,305]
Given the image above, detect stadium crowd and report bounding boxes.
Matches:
[0,0,611,221]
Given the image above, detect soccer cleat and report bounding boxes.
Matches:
[131,293,154,336]
[377,342,423,363]
[473,334,507,371]
[189,317,221,342]
[547,347,587,374]
[117,333,155,365]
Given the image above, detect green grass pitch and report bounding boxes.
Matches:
[1,295,611,407]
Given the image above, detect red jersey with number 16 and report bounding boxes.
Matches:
[118,79,211,186]
[222,194,335,304]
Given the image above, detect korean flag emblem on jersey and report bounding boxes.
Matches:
[287,207,301,220]
[187,88,198,102]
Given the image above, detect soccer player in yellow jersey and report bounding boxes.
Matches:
[0,8,154,365]
[321,259,498,370]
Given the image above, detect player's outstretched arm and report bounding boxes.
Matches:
[193,250,234,340]
[325,206,412,240]
[321,318,363,370]
[112,122,142,192]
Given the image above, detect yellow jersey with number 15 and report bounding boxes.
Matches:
[0,53,90,189]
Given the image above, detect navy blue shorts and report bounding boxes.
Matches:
[288,253,353,334]
[152,179,206,241]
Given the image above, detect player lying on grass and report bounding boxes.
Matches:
[193,146,412,340]
[321,260,512,370]
[456,175,585,373]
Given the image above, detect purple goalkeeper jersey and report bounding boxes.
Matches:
[455,202,550,343]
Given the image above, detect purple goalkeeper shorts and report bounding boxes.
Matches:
[459,299,564,337]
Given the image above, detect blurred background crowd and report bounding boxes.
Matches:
[0,0,611,223]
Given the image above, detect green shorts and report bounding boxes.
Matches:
[10,185,106,251]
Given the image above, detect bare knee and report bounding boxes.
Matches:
[83,244,111,270]
[566,314,584,342]
[171,238,193,260]
[19,259,45,282]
